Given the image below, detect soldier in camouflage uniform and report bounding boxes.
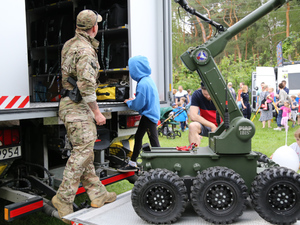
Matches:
[52,9,116,224]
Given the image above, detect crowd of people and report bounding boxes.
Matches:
[170,81,300,145]
[228,80,300,130]
[255,80,300,131]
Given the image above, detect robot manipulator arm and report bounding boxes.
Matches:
[174,0,226,32]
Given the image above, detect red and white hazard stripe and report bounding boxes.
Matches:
[0,96,29,109]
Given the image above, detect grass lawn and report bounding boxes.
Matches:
[1,114,298,225]
[153,114,298,157]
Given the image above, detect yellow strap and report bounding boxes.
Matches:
[273,102,279,113]
[251,105,261,122]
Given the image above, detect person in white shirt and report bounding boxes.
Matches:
[175,85,190,105]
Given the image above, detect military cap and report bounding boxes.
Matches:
[76,9,102,30]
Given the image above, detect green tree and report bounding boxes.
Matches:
[173,63,201,92]
[282,32,300,61]
[172,0,300,89]
[218,55,256,90]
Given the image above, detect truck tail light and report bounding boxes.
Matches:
[11,129,20,144]
[0,128,20,147]
[0,130,3,146]
[4,130,12,145]
[119,115,141,129]
[126,115,141,128]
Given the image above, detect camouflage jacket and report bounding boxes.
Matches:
[59,29,100,122]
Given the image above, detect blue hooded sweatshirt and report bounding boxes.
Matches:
[126,56,160,124]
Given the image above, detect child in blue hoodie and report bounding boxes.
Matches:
[118,55,160,172]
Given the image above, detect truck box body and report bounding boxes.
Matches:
[0,0,172,221]
[251,67,276,111]
[251,64,300,112]
[0,0,172,115]
[276,64,300,96]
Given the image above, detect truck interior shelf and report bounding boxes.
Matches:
[26,0,130,103]
[98,24,128,34]
[30,45,64,50]
[99,68,129,73]
[26,0,73,12]
[31,74,60,77]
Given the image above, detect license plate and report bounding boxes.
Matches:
[0,146,21,161]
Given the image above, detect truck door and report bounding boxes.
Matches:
[0,0,30,109]
[128,0,172,107]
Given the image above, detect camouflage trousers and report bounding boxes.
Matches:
[57,110,106,204]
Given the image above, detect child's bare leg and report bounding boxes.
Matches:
[268,120,271,128]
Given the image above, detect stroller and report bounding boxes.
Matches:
[157,106,185,139]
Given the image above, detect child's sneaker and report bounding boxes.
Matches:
[117,164,138,172]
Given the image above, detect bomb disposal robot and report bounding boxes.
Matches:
[131,0,300,224]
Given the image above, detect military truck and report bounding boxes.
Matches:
[0,0,172,222]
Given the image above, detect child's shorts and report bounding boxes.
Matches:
[291,111,298,121]
[281,117,288,127]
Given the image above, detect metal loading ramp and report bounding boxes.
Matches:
[64,191,300,225]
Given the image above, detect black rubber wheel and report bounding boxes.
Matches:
[254,151,279,167]
[174,130,181,137]
[166,132,175,139]
[126,174,138,184]
[171,132,175,139]
[191,166,248,224]
[131,168,188,224]
[158,130,163,137]
[251,167,300,224]
[254,151,270,163]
